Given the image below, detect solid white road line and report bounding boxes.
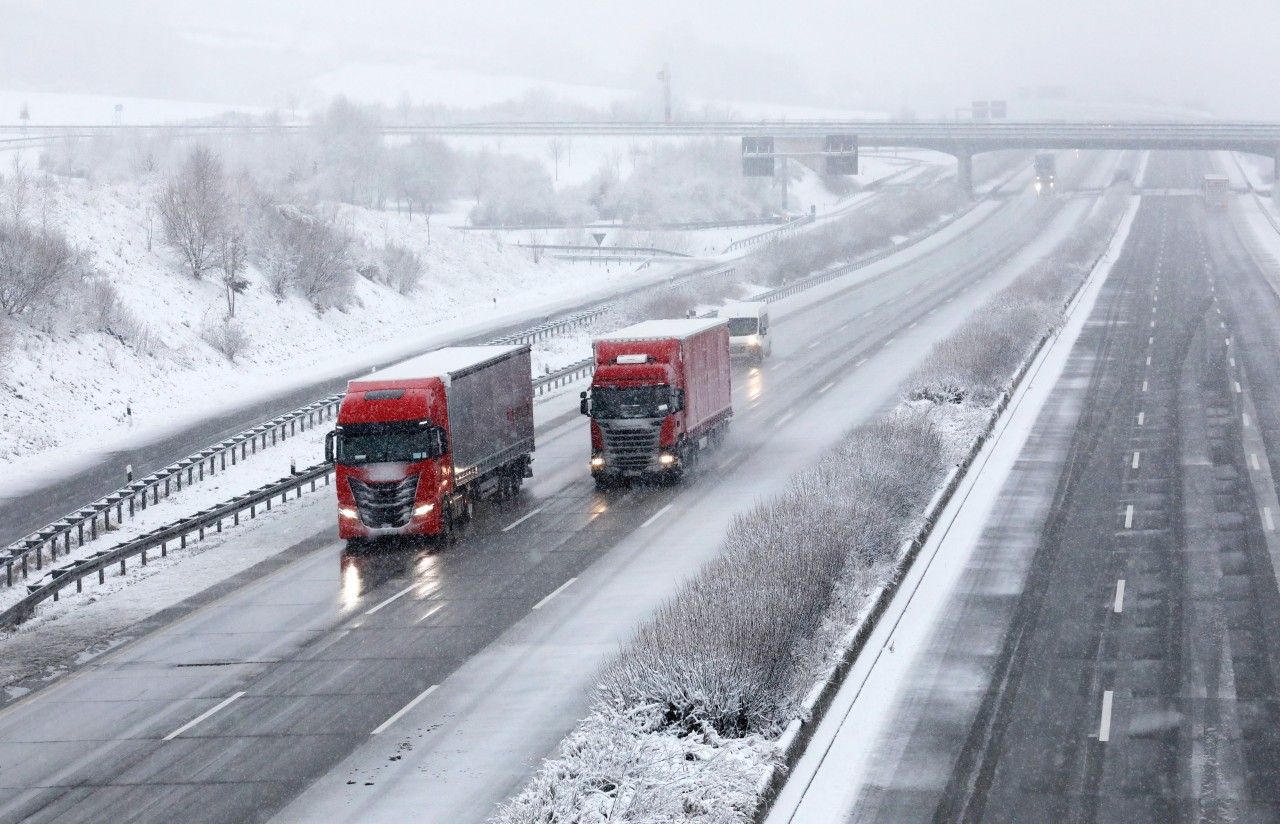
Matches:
[1132,452,1141,470]
[1138,411,1145,426]
[818,382,835,394]
[1099,690,1114,742]
[163,692,246,741]
[1125,505,1134,529]
[502,506,545,532]
[1266,507,1276,532]
[532,577,578,610]
[371,685,438,735]
[640,504,674,529]
[366,583,418,615]
[1114,579,1126,613]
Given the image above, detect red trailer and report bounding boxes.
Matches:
[326,345,534,543]
[581,319,732,485]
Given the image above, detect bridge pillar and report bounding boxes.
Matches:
[956,151,973,198]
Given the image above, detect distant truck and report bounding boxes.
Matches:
[720,301,772,363]
[1202,174,1229,211]
[581,319,733,485]
[1034,153,1056,194]
[326,345,534,542]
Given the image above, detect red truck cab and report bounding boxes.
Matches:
[326,345,534,543]
[581,319,732,485]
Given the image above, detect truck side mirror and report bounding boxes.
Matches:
[579,390,590,416]
[324,430,336,464]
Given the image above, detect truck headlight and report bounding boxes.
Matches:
[590,456,605,468]
[339,507,358,519]
[747,335,760,347]
[414,503,435,516]
[659,453,677,466]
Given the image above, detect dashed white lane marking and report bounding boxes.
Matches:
[1230,357,1236,367]
[1142,380,1148,392]
[908,322,918,329]
[1152,307,1157,313]
[1236,381,1243,394]
[1151,321,1156,328]
[927,308,937,315]
[1099,690,1115,742]
[366,583,418,615]
[164,692,247,741]
[1252,453,1261,471]
[502,506,545,532]
[855,358,868,367]
[532,576,578,609]
[1138,411,1145,426]
[861,310,874,318]
[1217,307,1222,314]
[1221,321,1227,329]
[640,504,674,529]
[1146,356,1151,366]
[882,339,895,348]
[1227,337,1232,346]
[1125,505,1135,529]
[838,324,849,332]
[776,411,795,427]
[1132,452,1141,470]
[945,297,954,303]
[818,382,835,394]
[370,685,438,735]
[1114,580,1126,614]
[808,340,821,350]
[1149,337,1154,345]
[1266,507,1277,532]
[1245,413,1252,427]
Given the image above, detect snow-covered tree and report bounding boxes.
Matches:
[156,145,226,279]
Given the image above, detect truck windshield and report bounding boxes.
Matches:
[336,421,442,465]
[727,317,759,336]
[592,385,671,419]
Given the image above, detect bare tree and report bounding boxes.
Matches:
[155,145,226,279]
[7,155,29,225]
[216,228,249,316]
[0,222,83,318]
[382,241,424,295]
[546,137,565,182]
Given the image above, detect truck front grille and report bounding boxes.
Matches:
[349,476,419,528]
[600,423,661,471]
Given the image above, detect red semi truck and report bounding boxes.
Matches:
[325,345,534,542]
[580,319,733,485]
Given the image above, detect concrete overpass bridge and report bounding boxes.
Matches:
[10,120,1280,193]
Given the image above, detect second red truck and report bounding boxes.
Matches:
[581,319,733,486]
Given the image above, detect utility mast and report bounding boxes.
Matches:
[657,64,672,124]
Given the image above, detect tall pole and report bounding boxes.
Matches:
[780,155,788,212]
[662,63,672,124]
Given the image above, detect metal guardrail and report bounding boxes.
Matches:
[517,243,692,258]
[0,358,608,627]
[0,464,334,629]
[1,397,343,586]
[722,214,816,254]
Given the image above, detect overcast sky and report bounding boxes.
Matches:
[2,0,1276,117]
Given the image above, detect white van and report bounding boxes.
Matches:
[720,301,771,363]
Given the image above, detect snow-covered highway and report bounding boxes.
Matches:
[0,151,1125,823]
